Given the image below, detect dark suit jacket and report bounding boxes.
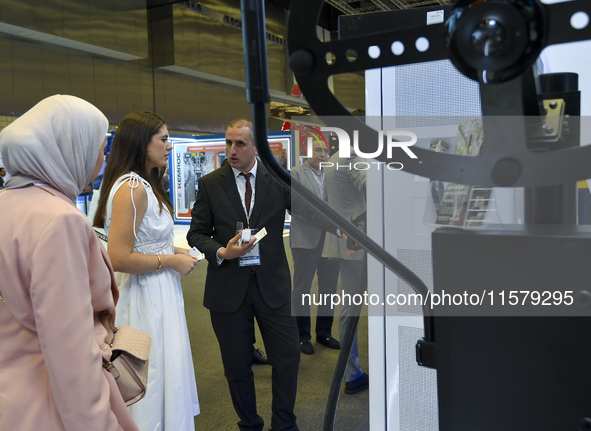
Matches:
[187,162,291,313]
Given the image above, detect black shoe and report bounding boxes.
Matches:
[253,347,269,365]
[300,340,314,355]
[316,335,341,350]
[344,373,369,394]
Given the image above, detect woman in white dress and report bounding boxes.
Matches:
[94,111,200,431]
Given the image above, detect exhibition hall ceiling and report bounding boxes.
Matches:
[266,0,456,119]
[266,0,454,15]
[324,0,454,15]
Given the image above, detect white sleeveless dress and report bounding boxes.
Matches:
[105,173,199,431]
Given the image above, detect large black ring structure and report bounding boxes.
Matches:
[288,0,591,187]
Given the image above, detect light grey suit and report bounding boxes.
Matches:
[290,162,324,249]
[322,149,367,382]
[322,150,366,261]
[290,161,340,342]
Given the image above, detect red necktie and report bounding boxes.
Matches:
[241,172,252,227]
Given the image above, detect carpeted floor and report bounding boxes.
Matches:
[180,237,369,431]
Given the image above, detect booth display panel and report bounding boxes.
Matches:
[170,132,291,223]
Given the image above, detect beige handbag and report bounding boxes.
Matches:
[99,311,152,406]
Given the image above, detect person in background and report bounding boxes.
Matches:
[0,167,6,188]
[0,94,138,431]
[187,118,300,431]
[322,146,369,395]
[94,111,199,431]
[290,138,340,355]
[162,165,170,199]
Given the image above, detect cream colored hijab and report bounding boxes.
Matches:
[0,95,108,201]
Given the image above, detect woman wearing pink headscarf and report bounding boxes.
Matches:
[0,95,138,431]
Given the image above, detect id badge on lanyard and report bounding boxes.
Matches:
[238,228,261,267]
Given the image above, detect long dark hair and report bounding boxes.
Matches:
[93,111,172,228]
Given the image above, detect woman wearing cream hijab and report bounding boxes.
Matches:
[0,95,138,431]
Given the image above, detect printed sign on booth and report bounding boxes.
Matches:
[170,133,291,223]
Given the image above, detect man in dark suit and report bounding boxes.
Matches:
[187,119,300,431]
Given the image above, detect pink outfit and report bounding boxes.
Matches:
[0,185,138,431]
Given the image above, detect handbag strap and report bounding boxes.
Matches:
[94,228,108,242]
[98,310,117,346]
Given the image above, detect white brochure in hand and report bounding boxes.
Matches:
[238,227,267,267]
[252,227,267,246]
[189,247,205,261]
